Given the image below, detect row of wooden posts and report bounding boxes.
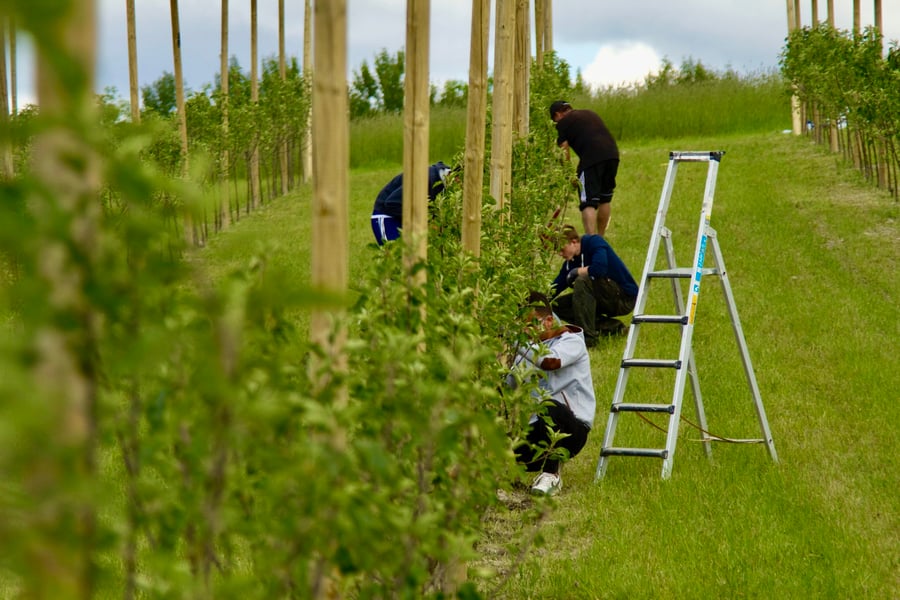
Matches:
[309,0,555,374]
[785,0,886,136]
[785,0,896,197]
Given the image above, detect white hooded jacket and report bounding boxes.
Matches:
[509,324,596,429]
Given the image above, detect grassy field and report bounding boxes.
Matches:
[199,130,899,597]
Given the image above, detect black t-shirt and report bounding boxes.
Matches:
[555,110,619,174]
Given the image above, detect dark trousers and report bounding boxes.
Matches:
[554,276,636,344]
[515,401,590,474]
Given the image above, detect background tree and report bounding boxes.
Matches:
[350,48,405,115]
[141,71,177,116]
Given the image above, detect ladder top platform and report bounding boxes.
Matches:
[669,151,725,162]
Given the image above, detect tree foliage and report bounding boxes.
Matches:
[141,70,178,116]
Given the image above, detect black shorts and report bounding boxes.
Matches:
[578,159,619,211]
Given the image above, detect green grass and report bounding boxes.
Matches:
[197,130,899,597]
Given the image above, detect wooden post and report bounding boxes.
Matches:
[462,0,489,257]
[513,0,530,139]
[31,0,101,594]
[786,0,803,135]
[9,16,15,116]
[301,0,313,184]
[811,0,818,23]
[825,0,840,152]
[170,0,193,244]
[874,0,882,38]
[220,0,231,229]
[249,0,261,209]
[403,0,431,277]
[544,0,553,53]
[0,20,12,179]
[534,0,544,67]
[278,0,289,195]
[853,0,860,34]
[126,0,140,123]
[490,0,515,214]
[310,0,348,397]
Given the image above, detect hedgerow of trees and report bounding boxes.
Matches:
[781,24,900,198]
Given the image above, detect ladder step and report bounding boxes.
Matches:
[611,403,675,414]
[632,314,688,325]
[622,358,682,369]
[647,267,718,279]
[601,447,669,459]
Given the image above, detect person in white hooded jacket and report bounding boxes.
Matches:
[508,292,596,496]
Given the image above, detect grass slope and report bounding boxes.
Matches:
[199,132,899,598]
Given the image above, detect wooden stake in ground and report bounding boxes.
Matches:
[785,0,802,135]
[170,0,193,243]
[490,0,515,215]
[513,0,530,139]
[543,0,553,53]
[310,0,348,406]
[249,0,261,210]
[220,0,231,229]
[402,0,431,278]
[301,0,313,184]
[0,19,13,179]
[462,0,489,257]
[126,0,140,124]
[278,0,289,195]
[31,0,102,594]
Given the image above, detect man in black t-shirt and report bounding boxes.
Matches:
[549,100,619,237]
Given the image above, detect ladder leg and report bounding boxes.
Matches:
[708,232,778,462]
[663,229,712,459]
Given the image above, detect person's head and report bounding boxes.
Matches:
[549,100,573,123]
[430,162,461,197]
[557,224,581,260]
[521,291,555,333]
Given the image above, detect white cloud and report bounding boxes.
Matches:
[581,41,662,90]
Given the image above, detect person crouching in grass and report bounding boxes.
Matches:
[508,292,597,496]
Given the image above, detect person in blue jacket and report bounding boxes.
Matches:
[371,161,453,245]
[551,224,638,346]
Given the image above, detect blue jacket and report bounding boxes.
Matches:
[552,234,638,298]
[371,161,450,225]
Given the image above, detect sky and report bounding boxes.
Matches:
[7,1,900,107]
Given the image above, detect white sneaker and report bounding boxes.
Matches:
[531,472,561,496]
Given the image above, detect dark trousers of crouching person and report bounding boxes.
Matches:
[515,400,591,474]
[554,275,636,346]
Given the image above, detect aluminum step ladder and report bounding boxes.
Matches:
[595,151,778,480]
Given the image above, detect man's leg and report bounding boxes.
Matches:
[592,278,636,333]
[595,202,611,237]
[556,276,599,345]
[580,206,598,235]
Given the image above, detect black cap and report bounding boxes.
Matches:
[549,100,571,118]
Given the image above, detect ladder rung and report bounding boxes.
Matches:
[622,358,682,369]
[601,447,669,459]
[631,314,688,325]
[647,267,718,279]
[669,150,724,162]
[611,403,675,414]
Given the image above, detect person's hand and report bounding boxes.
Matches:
[566,268,580,286]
